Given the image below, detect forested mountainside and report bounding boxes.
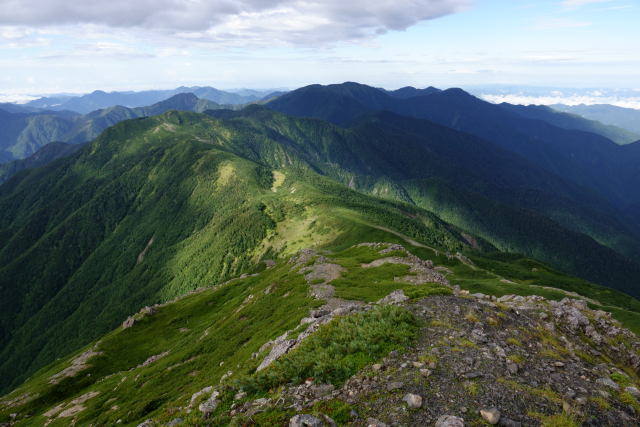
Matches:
[0,93,225,162]
[267,83,640,224]
[1,108,640,399]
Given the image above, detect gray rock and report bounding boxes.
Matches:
[311,384,335,398]
[367,418,389,427]
[137,420,154,427]
[378,289,409,305]
[188,386,213,408]
[289,414,323,427]
[625,386,640,398]
[257,337,297,371]
[122,316,137,329]
[386,381,404,391]
[403,393,423,409]
[463,371,483,379]
[198,397,220,415]
[435,415,465,427]
[480,407,501,424]
[506,362,518,375]
[166,418,183,426]
[498,418,521,427]
[320,414,337,427]
[596,377,620,391]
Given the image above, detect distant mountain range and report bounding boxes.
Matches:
[0,93,228,162]
[2,81,640,411]
[22,86,281,114]
[266,83,640,222]
[552,103,640,135]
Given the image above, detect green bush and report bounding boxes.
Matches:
[239,305,417,393]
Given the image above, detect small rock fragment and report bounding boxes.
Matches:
[435,415,465,427]
[289,414,323,427]
[403,393,423,409]
[367,418,389,427]
[625,386,640,398]
[386,381,404,391]
[596,377,620,391]
[480,407,501,425]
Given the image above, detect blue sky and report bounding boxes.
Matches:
[0,0,637,99]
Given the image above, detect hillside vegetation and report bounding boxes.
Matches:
[1,106,640,420]
[2,242,640,426]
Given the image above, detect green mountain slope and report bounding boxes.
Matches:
[201,107,640,292]
[2,241,640,426]
[0,94,224,162]
[2,108,640,400]
[266,83,640,221]
[0,142,83,184]
[0,112,467,394]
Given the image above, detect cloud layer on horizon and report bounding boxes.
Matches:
[0,0,470,45]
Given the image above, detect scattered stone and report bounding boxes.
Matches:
[234,391,247,401]
[626,386,640,398]
[366,418,389,427]
[386,381,403,391]
[372,363,383,371]
[166,418,183,426]
[137,351,169,368]
[289,414,323,427]
[403,393,423,409]
[435,415,465,427]
[198,396,220,415]
[122,316,137,329]
[480,407,501,424]
[49,347,102,384]
[188,386,213,409]
[419,368,432,377]
[137,420,154,427]
[378,289,409,305]
[596,377,620,391]
[463,371,483,379]
[498,418,522,427]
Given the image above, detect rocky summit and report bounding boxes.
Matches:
[2,242,639,426]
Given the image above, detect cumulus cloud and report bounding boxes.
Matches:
[0,0,470,45]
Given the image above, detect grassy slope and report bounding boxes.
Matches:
[2,109,640,401]
[1,240,639,426]
[0,112,465,394]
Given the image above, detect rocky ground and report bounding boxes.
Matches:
[222,245,640,426]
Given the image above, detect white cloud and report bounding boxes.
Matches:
[0,0,471,46]
[480,93,640,109]
[561,0,615,9]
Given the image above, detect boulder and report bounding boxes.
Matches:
[289,414,323,427]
